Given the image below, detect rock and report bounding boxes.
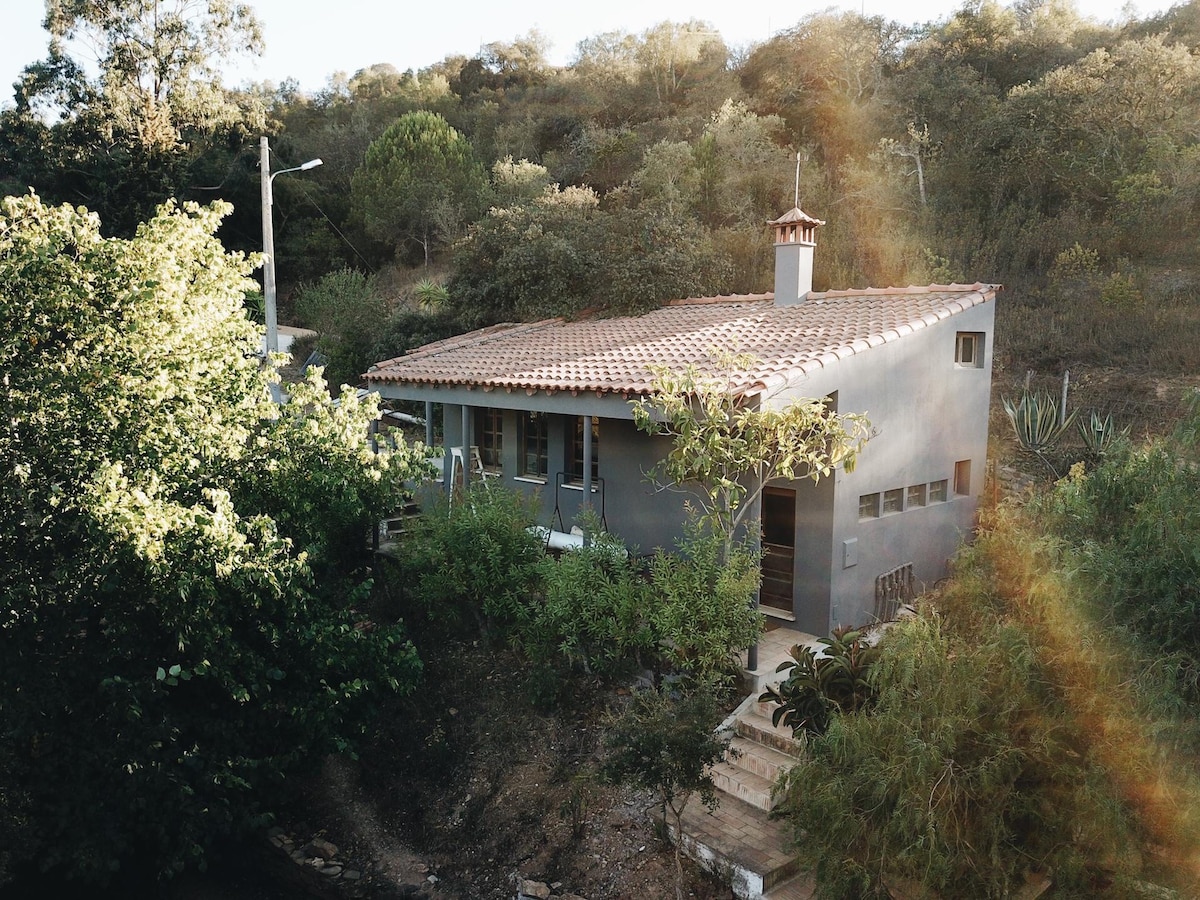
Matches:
[266,826,286,838]
[320,864,344,877]
[290,850,305,863]
[426,874,439,885]
[519,879,552,899]
[398,886,423,898]
[344,869,362,880]
[303,837,339,859]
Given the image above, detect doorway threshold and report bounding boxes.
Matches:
[761,606,796,623]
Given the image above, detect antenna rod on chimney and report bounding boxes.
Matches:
[794,151,802,208]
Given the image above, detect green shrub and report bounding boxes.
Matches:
[526,537,656,678]
[1041,400,1200,700]
[776,612,1135,899]
[391,485,543,636]
[648,524,763,682]
[759,627,879,735]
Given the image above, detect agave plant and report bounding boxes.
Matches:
[759,626,879,736]
[1002,388,1076,476]
[1078,409,1128,458]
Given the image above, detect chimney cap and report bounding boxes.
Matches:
[767,206,825,228]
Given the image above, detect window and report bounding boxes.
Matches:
[859,493,881,520]
[570,416,600,483]
[477,408,503,468]
[929,479,948,503]
[954,459,972,496]
[906,483,927,508]
[956,331,985,368]
[882,488,904,515]
[519,411,548,478]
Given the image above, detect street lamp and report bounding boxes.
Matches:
[259,136,322,373]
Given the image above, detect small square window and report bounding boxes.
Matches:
[955,459,972,496]
[930,480,949,503]
[907,484,927,508]
[859,493,881,520]
[882,488,904,515]
[956,332,985,368]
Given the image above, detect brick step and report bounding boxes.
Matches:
[726,736,798,784]
[710,759,778,811]
[676,793,802,898]
[735,711,801,756]
[763,872,817,900]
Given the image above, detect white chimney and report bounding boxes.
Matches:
[768,207,824,305]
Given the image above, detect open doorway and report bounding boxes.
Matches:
[761,486,796,616]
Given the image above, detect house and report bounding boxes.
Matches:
[366,210,997,635]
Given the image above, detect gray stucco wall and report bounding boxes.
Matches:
[774,301,995,629]
[425,402,693,555]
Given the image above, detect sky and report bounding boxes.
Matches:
[0,0,1179,101]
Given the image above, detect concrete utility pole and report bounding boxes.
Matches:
[260,137,322,398]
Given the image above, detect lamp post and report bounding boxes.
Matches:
[260,136,322,375]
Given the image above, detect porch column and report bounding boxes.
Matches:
[460,403,471,490]
[425,401,434,448]
[581,415,593,547]
[443,404,453,497]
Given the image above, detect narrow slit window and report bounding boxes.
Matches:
[930,479,949,503]
[882,488,904,515]
[859,493,881,520]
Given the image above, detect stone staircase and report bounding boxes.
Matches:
[674,627,822,900]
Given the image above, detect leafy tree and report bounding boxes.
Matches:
[33,0,263,147]
[448,183,602,325]
[491,155,553,203]
[0,0,266,237]
[635,20,730,106]
[370,306,463,363]
[630,351,871,552]
[0,195,425,883]
[449,184,733,326]
[603,684,731,900]
[351,110,490,265]
[293,267,387,389]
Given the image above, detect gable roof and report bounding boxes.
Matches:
[367,283,1000,399]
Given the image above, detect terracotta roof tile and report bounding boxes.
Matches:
[366,284,1000,398]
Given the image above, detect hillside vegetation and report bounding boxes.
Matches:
[6,2,1200,389]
